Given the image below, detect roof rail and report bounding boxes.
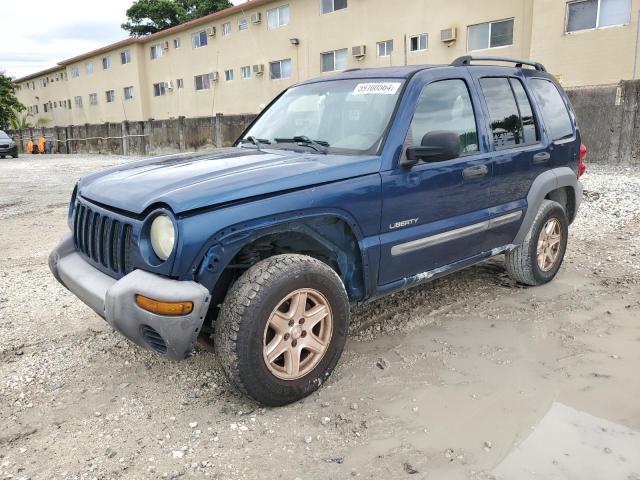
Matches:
[451,55,546,72]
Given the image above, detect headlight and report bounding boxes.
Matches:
[150,214,175,261]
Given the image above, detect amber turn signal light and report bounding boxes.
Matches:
[135,295,193,316]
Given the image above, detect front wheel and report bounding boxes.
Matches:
[214,254,349,406]
[505,199,569,286]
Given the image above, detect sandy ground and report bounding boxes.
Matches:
[0,154,639,480]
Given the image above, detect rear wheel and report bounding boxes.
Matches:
[505,200,568,286]
[214,254,349,406]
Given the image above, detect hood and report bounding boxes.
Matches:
[77,148,381,215]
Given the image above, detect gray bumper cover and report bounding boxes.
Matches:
[49,234,211,360]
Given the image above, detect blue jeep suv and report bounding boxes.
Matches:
[49,56,586,406]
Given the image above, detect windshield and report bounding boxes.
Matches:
[0,131,10,140]
[240,78,404,155]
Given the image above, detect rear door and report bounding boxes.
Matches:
[377,69,496,285]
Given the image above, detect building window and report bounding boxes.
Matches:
[105,90,115,103]
[566,0,631,32]
[267,5,290,28]
[102,56,112,70]
[270,59,292,79]
[43,103,49,113]
[40,78,47,87]
[321,48,348,72]
[150,44,163,59]
[121,49,131,64]
[222,22,231,35]
[33,105,39,114]
[241,66,251,79]
[173,38,181,48]
[74,95,83,107]
[467,19,514,51]
[410,33,428,51]
[86,62,94,75]
[31,80,36,89]
[224,69,234,81]
[177,78,184,88]
[321,0,347,14]
[89,93,98,105]
[194,73,212,90]
[377,40,393,57]
[124,86,134,100]
[153,82,167,96]
[192,30,208,48]
[238,17,248,30]
[70,66,79,78]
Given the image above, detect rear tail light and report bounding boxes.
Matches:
[578,144,587,177]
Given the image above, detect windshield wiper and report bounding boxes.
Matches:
[274,136,329,154]
[239,136,271,151]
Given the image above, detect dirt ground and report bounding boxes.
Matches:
[1,154,639,480]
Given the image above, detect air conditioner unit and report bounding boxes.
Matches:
[253,64,265,75]
[207,26,216,37]
[163,40,170,50]
[440,27,457,42]
[352,45,366,58]
[166,80,174,89]
[251,12,262,23]
[210,71,219,82]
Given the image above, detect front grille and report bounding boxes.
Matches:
[0,144,9,148]
[73,201,134,276]
[141,325,167,354]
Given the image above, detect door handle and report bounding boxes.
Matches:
[463,165,488,180]
[533,152,551,164]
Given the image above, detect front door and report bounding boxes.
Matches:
[378,73,496,285]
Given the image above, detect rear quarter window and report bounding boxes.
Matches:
[529,79,574,141]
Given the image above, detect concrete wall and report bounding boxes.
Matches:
[8,114,256,156]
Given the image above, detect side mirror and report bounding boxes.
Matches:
[400,131,462,168]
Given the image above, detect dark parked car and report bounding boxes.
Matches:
[0,130,18,158]
[49,56,586,406]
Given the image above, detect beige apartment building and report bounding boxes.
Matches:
[14,0,640,125]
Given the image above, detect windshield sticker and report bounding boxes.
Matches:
[353,82,401,95]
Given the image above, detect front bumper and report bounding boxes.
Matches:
[0,146,17,156]
[49,234,211,360]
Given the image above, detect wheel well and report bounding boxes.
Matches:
[203,217,365,331]
[545,186,576,223]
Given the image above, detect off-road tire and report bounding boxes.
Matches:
[505,199,569,286]
[214,254,350,406]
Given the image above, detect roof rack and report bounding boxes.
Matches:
[451,55,546,72]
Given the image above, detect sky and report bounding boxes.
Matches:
[0,0,244,80]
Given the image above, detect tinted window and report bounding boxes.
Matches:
[408,79,479,153]
[510,79,538,144]
[480,77,523,148]
[530,79,574,141]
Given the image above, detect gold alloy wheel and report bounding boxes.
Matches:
[537,217,562,272]
[263,288,333,380]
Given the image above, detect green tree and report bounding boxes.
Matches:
[122,0,233,37]
[10,113,33,130]
[0,72,25,130]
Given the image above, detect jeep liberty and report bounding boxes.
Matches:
[49,56,586,406]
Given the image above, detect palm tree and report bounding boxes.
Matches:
[10,113,33,130]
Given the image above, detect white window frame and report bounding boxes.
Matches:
[85,62,94,75]
[222,22,231,36]
[267,5,290,29]
[238,17,248,30]
[377,40,393,57]
[70,66,79,78]
[409,33,428,52]
[194,73,211,90]
[192,30,208,48]
[320,0,347,14]
[74,95,83,107]
[102,56,112,70]
[173,38,181,49]
[124,86,134,100]
[467,18,514,51]
[153,82,167,96]
[176,78,184,89]
[269,59,292,79]
[150,44,163,60]
[89,93,98,105]
[121,49,131,64]
[321,48,348,72]
[565,0,631,33]
[105,90,115,103]
[224,69,234,81]
[241,65,251,79]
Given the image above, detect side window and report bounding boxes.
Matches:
[408,79,479,154]
[530,79,574,141]
[480,77,523,148]
[509,78,538,144]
